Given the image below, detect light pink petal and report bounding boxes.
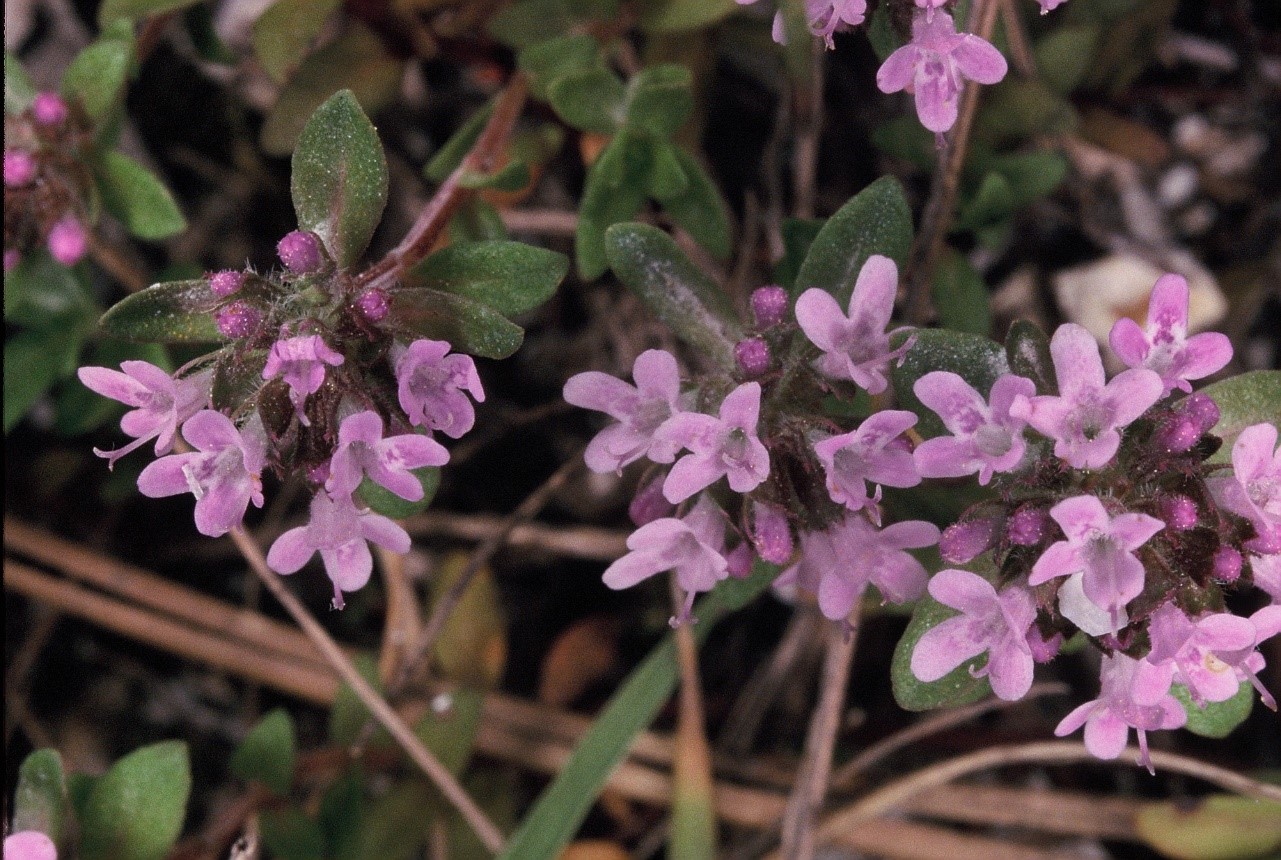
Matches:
[563,371,639,420]
[987,643,1034,700]
[267,527,316,574]
[989,374,1036,420]
[1108,318,1150,367]
[1131,659,1176,707]
[1081,548,1145,615]
[880,519,941,549]
[78,366,148,404]
[914,371,986,433]
[1062,431,1121,471]
[1049,495,1111,542]
[654,412,723,456]
[911,616,985,682]
[871,553,929,602]
[1172,332,1232,382]
[1110,512,1165,551]
[664,454,726,503]
[602,550,666,589]
[1028,541,1080,585]
[914,73,959,133]
[859,409,919,443]
[366,460,425,500]
[928,568,998,614]
[1147,274,1189,333]
[583,423,649,473]
[322,541,373,592]
[863,448,920,488]
[360,513,412,554]
[719,382,761,429]
[1050,324,1106,400]
[633,349,681,401]
[1053,699,1097,738]
[1104,368,1164,427]
[137,454,201,498]
[382,434,449,470]
[1082,711,1129,759]
[327,448,364,498]
[339,411,385,447]
[4,831,58,860]
[182,410,240,452]
[193,483,251,537]
[914,436,979,478]
[817,570,860,621]
[795,288,846,352]
[848,255,899,333]
[953,35,1008,84]
[1233,423,1278,482]
[876,45,919,93]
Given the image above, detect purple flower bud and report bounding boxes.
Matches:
[307,461,331,485]
[1154,413,1201,454]
[750,285,789,329]
[47,216,87,265]
[629,473,674,527]
[209,269,244,298]
[734,337,771,378]
[1025,624,1063,663]
[940,515,999,564]
[3,250,19,272]
[1007,507,1048,546]
[3,150,37,187]
[750,500,793,564]
[277,230,323,273]
[727,542,755,579]
[355,287,390,323]
[1183,392,1220,434]
[1212,546,1242,583]
[1158,495,1198,531]
[215,301,262,339]
[32,92,68,126]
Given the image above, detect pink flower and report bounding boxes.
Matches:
[749,500,794,564]
[911,569,1036,701]
[267,490,411,609]
[395,339,486,439]
[876,12,1007,136]
[1029,495,1164,633]
[78,362,210,467]
[1009,323,1163,470]
[326,411,449,501]
[262,335,345,426]
[813,410,920,521]
[1109,274,1233,396]
[4,149,37,187]
[47,216,87,265]
[1209,423,1281,553]
[563,349,684,474]
[1146,604,1260,707]
[1054,653,1186,773]
[913,371,1035,484]
[1036,0,1068,13]
[137,411,267,537]
[795,254,913,394]
[602,495,731,625]
[914,0,947,22]
[32,92,68,126]
[805,0,867,48]
[781,514,938,622]
[4,831,57,860]
[656,381,770,503]
[1253,553,1281,605]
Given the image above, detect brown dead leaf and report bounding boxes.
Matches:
[538,615,619,708]
[559,841,629,860]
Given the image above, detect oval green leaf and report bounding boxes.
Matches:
[575,132,649,280]
[99,279,223,343]
[61,30,133,121]
[1199,370,1281,465]
[80,741,191,860]
[97,151,186,240]
[13,749,68,843]
[5,51,36,113]
[389,288,524,359]
[1172,682,1254,739]
[547,68,625,135]
[636,0,737,33]
[357,466,441,519]
[408,240,568,318]
[656,145,732,261]
[1135,795,1281,860]
[622,64,693,138]
[231,708,297,796]
[251,0,342,83]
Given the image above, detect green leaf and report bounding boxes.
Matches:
[389,288,525,359]
[955,172,1014,233]
[357,465,441,519]
[96,151,186,240]
[1172,683,1253,739]
[458,160,531,192]
[575,132,649,280]
[498,562,776,860]
[893,329,1009,439]
[212,348,267,412]
[291,89,389,268]
[518,34,603,100]
[230,708,297,795]
[329,654,383,745]
[646,139,690,200]
[5,51,36,114]
[252,0,343,83]
[4,253,97,329]
[260,807,327,860]
[448,198,509,243]
[892,579,994,711]
[547,68,625,135]
[865,3,905,61]
[791,176,914,304]
[604,222,743,369]
[79,741,191,860]
[774,218,824,290]
[487,0,573,50]
[350,780,435,860]
[409,240,568,317]
[622,64,693,138]
[656,145,733,261]
[931,249,991,336]
[1135,795,1281,860]
[1199,371,1281,465]
[61,30,134,121]
[1004,319,1057,396]
[318,768,364,856]
[425,99,495,183]
[4,328,83,433]
[1034,24,1101,95]
[987,150,1069,208]
[98,0,201,24]
[872,115,937,171]
[99,279,223,343]
[413,686,484,775]
[13,749,68,843]
[636,0,737,33]
[260,25,403,157]
[975,79,1078,149]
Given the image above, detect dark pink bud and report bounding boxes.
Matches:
[751,285,789,329]
[209,269,244,297]
[1154,413,1201,454]
[307,461,331,485]
[215,301,262,339]
[1025,625,1063,663]
[1007,507,1048,546]
[1158,495,1198,531]
[940,516,998,564]
[750,500,793,564]
[629,473,674,526]
[3,250,19,272]
[1183,393,1220,434]
[4,149,37,187]
[277,230,323,273]
[47,216,87,265]
[1212,546,1242,582]
[32,92,68,126]
[734,337,771,378]
[727,542,754,579]
[355,287,390,323]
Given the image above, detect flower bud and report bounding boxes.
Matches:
[1157,494,1198,531]
[32,92,68,126]
[1212,546,1242,582]
[46,216,87,265]
[735,337,771,378]
[1182,392,1220,434]
[1025,625,1063,663]
[727,542,754,579]
[940,515,998,564]
[750,500,793,564]
[1007,507,1048,546]
[1154,413,1201,454]
[3,150,37,187]
[209,269,244,297]
[3,250,19,272]
[215,301,262,339]
[629,473,673,527]
[750,285,789,329]
[277,230,323,273]
[355,287,390,323]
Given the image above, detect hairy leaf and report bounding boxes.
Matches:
[1200,370,1281,465]
[231,709,297,795]
[80,741,191,860]
[655,145,732,261]
[389,288,525,359]
[252,0,342,83]
[408,240,568,317]
[97,151,186,240]
[575,132,649,280]
[99,280,223,343]
[547,68,626,135]
[12,749,68,843]
[61,28,134,121]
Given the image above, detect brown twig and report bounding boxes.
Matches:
[792,38,826,221]
[88,231,150,292]
[779,607,861,859]
[999,0,1037,78]
[224,527,507,853]
[903,0,1002,324]
[375,545,420,687]
[404,511,628,562]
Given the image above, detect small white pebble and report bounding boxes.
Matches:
[1158,162,1199,208]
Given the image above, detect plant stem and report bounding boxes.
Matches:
[226,527,507,854]
[671,578,718,858]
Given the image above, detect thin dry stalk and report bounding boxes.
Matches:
[672,577,718,853]
[376,545,420,686]
[999,0,1037,77]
